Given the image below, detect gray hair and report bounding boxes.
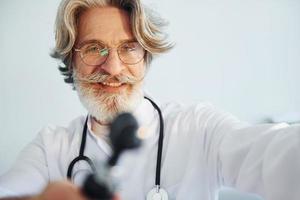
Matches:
[51,0,173,85]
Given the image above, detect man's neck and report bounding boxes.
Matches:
[92,116,110,126]
[90,117,110,139]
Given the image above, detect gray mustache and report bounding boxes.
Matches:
[74,72,139,85]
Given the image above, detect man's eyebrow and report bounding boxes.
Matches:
[117,39,137,45]
[76,39,105,48]
[76,39,137,48]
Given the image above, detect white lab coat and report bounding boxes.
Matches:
[0,97,299,200]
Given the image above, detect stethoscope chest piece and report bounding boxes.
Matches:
[146,186,168,200]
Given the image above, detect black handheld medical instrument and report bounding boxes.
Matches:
[81,112,141,200]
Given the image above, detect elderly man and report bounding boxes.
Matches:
[0,0,300,200]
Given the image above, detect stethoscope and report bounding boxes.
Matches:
[67,96,169,200]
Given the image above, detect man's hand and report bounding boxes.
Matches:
[36,181,88,200]
[0,181,120,200]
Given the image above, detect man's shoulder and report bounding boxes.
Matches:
[161,101,216,118]
[161,101,241,127]
[37,115,86,145]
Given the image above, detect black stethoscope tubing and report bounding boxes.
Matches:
[144,96,164,187]
[67,117,96,178]
[67,96,164,188]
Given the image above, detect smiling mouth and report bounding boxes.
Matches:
[92,82,128,92]
[100,82,123,87]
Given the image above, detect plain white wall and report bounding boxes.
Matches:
[146,0,300,122]
[0,0,299,199]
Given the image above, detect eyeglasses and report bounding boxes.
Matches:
[74,41,145,66]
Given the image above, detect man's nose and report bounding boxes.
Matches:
[100,49,124,76]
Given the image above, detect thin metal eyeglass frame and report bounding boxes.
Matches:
[74,42,145,66]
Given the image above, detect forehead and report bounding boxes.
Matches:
[76,6,134,46]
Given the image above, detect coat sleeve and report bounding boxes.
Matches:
[0,130,49,198]
[217,116,300,199]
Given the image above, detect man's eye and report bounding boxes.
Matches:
[121,43,137,52]
[85,46,100,54]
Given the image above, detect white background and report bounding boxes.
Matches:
[0,0,299,199]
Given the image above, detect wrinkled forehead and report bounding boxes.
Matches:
[76,6,134,47]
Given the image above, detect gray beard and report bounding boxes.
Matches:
[74,81,144,124]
